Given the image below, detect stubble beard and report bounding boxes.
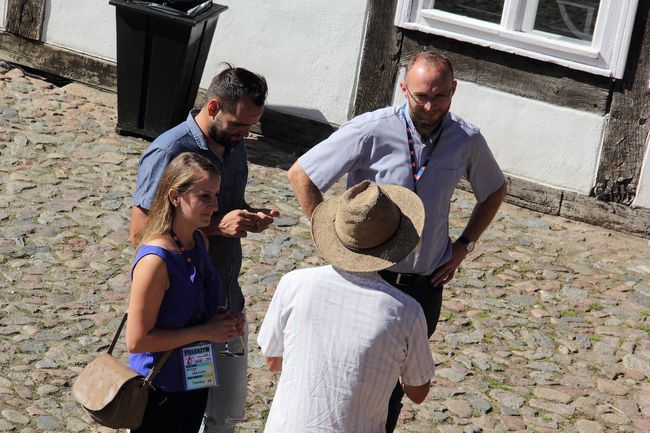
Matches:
[412,108,447,136]
[208,119,241,149]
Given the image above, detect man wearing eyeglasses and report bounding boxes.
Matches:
[288,51,507,432]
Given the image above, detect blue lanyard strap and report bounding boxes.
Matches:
[401,108,443,192]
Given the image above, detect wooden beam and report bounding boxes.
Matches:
[459,176,650,238]
[0,32,117,90]
[560,192,650,237]
[7,0,47,41]
[593,2,650,205]
[352,0,402,116]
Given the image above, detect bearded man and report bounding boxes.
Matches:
[288,51,507,432]
[130,67,278,433]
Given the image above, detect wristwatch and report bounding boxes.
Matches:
[457,235,475,253]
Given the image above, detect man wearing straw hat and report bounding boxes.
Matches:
[288,51,507,430]
[258,180,435,433]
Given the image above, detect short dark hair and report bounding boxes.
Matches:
[206,67,268,112]
[406,52,454,80]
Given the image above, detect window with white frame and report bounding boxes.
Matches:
[395,0,639,78]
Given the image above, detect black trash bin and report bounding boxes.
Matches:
[109,0,228,140]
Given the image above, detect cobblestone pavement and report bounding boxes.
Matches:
[0,66,649,433]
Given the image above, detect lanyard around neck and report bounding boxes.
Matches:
[401,107,443,192]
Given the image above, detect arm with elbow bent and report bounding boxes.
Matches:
[402,380,431,404]
[430,180,507,286]
[287,161,324,219]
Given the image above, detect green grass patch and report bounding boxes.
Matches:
[441,311,454,321]
[486,378,510,391]
[560,309,578,317]
[589,335,602,342]
[482,331,494,344]
[641,311,650,317]
[493,262,514,274]
[589,303,603,311]
[639,325,650,335]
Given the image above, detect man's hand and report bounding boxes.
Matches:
[430,241,468,286]
[430,181,507,287]
[266,356,283,372]
[211,209,260,238]
[248,208,280,233]
[203,208,280,237]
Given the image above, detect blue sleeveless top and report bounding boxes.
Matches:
[128,231,221,392]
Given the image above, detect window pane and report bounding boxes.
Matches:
[534,0,600,41]
[433,0,504,24]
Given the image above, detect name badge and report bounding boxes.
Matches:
[181,342,218,390]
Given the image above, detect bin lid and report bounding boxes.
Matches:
[109,0,228,23]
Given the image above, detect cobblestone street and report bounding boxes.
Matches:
[0,65,649,433]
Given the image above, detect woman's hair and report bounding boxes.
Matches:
[138,152,220,247]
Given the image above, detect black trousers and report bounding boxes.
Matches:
[132,387,209,433]
[379,271,443,433]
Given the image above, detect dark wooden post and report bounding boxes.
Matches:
[352,0,402,116]
[7,0,47,41]
[593,1,650,204]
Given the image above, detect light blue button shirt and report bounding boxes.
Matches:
[132,110,249,312]
[299,104,505,275]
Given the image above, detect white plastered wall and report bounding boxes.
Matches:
[40,0,368,126]
[0,0,7,29]
[202,0,368,125]
[392,68,606,194]
[42,0,117,60]
[632,131,650,208]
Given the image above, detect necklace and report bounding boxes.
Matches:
[169,228,193,266]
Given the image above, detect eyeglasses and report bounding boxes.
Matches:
[405,86,453,105]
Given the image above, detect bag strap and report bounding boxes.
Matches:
[107,313,173,383]
[145,350,173,382]
[107,313,128,355]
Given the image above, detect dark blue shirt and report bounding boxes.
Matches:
[128,232,221,392]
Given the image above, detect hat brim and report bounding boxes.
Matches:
[311,184,425,272]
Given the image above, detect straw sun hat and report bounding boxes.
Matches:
[311,180,425,272]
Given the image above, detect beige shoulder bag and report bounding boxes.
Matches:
[72,313,172,429]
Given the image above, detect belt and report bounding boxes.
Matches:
[378,270,432,287]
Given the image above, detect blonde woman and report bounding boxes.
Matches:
[127,152,244,433]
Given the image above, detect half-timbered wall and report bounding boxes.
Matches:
[355,0,649,236]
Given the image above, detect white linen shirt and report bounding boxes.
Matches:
[257,266,435,433]
[298,105,505,275]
